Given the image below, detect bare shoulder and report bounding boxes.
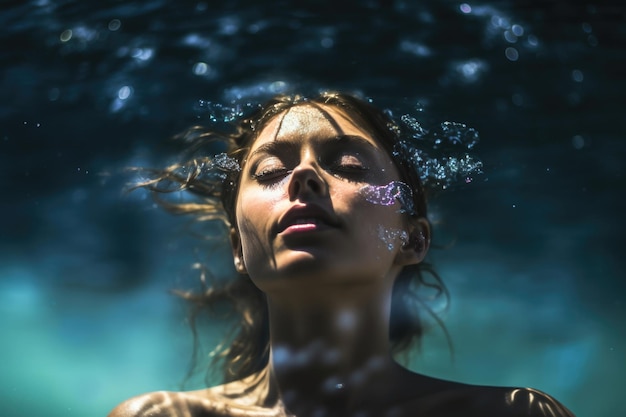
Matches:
[106,390,229,417]
[414,383,575,417]
[495,386,576,417]
[106,379,281,417]
[396,374,576,417]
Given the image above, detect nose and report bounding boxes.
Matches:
[287,160,328,200]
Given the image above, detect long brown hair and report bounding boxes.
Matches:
[134,92,449,385]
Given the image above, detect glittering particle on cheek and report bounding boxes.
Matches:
[376,225,409,251]
[358,181,416,215]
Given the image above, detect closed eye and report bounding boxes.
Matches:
[328,154,369,176]
[252,167,292,182]
[250,155,292,183]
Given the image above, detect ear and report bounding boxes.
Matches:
[394,217,430,267]
[229,228,247,274]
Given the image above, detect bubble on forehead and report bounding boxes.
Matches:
[358,181,416,216]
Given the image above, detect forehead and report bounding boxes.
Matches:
[250,103,378,150]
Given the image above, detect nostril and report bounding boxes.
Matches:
[288,166,327,198]
[307,178,321,193]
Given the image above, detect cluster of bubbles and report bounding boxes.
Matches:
[376,226,410,251]
[194,100,260,123]
[359,181,416,216]
[395,114,483,190]
[190,93,483,192]
[174,152,240,182]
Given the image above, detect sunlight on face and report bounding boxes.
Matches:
[233,103,419,294]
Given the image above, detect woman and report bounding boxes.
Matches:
[109,93,575,417]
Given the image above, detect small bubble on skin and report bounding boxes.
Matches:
[459,3,471,14]
[359,181,416,215]
[376,225,409,252]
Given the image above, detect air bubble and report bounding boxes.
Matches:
[394,115,483,190]
[400,115,427,138]
[117,86,132,100]
[359,181,416,215]
[511,24,524,36]
[505,47,519,61]
[175,153,241,185]
[60,29,72,42]
[377,226,409,251]
[212,153,241,172]
[108,19,121,31]
[195,100,259,123]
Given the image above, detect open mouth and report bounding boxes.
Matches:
[281,218,331,234]
[277,206,340,235]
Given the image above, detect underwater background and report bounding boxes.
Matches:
[1,1,624,416]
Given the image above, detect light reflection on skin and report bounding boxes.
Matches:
[108,96,576,417]
[358,181,416,215]
[376,225,409,252]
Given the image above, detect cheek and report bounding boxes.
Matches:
[340,187,409,252]
[235,184,286,252]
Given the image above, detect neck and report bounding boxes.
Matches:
[262,283,404,415]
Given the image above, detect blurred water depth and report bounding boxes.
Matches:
[1,1,625,416]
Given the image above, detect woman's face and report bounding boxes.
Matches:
[232,104,426,293]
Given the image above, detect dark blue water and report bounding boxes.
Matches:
[1,1,624,416]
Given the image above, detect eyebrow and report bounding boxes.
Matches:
[247,135,379,161]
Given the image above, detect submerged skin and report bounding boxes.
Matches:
[109,375,574,417]
[109,104,575,417]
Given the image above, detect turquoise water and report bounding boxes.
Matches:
[1,2,624,416]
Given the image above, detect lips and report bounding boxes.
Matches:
[276,205,340,234]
